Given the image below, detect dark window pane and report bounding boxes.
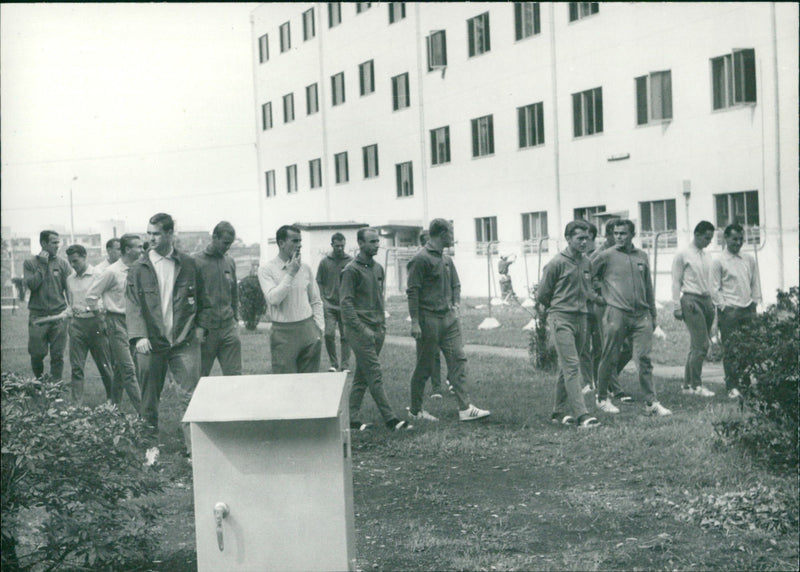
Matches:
[636,76,648,125]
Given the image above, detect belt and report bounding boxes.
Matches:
[682,292,711,298]
[73,313,98,320]
[106,311,126,317]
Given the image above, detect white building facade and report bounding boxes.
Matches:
[252,2,798,301]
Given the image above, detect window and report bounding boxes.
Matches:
[518,101,545,148]
[392,73,410,110]
[359,60,375,96]
[475,216,498,255]
[712,49,757,110]
[309,159,322,189]
[639,199,677,248]
[388,2,406,24]
[286,164,298,194]
[522,211,548,253]
[427,30,447,70]
[334,152,349,184]
[515,3,540,40]
[471,114,495,157]
[265,170,276,197]
[430,126,451,166]
[572,87,603,137]
[396,162,413,197]
[467,12,491,57]
[303,8,315,41]
[279,22,291,53]
[331,72,346,106]
[261,102,273,131]
[636,71,672,125]
[258,34,269,63]
[569,2,599,22]
[363,144,379,178]
[329,3,342,28]
[715,191,760,244]
[283,93,294,123]
[356,3,372,14]
[573,205,606,222]
[306,83,319,115]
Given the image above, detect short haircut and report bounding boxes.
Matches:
[420,230,429,246]
[40,230,59,245]
[65,244,86,258]
[604,218,620,238]
[724,223,744,237]
[613,219,636,234]
[212,221,236,239]
[106,238,121,250]
[149,213,174,233]
[694,220,716,235]
[586,221,598,240]
[564,220,591,238]
[331,232,345,243]
[357,227,376,242]
[276,225,301,244]
[119,234,141,255]
[429,218,451,238]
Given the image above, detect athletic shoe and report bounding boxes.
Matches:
[644,401,672,416]
[681,386,697,395]
[407,407,439,422]
[430,392,443,399]
[459,404,490,421]
[387,419,413,431]
[551,412,576,425]
[695,386,715,397]
[576,414,600,428]
[445,380,455,394]
[581,384,593,395]
[349,421,373,431]
[614,392,634,404]
[328,367,337,372]
[728,388,741,399]
[596,399,620,414]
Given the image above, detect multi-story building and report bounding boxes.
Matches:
[251,2,798,300]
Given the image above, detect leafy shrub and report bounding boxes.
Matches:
[239,275,267,330]
[527,284,557,371]
[1,373,166,570]
[713,287,799,471]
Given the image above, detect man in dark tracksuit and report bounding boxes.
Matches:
[194,221,242,377]
[340,228,410,432]
[316,232,353,372]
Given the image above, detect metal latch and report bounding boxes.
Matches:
[214,502,230,551]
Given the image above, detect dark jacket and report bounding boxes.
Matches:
[406,244,461,321]
[193,246,238,329]
[592,244,656,318]
[316,252,353,309]
[340,253,385,333]
[537,248,597,314]
[23,255,70,314]
[126,249,205,352]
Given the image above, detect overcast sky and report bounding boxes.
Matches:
[1,3,261,245]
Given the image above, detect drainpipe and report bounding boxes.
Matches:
[250,12,267,251]
[548,4,563,235]
[769,2,784,289]
[414,3,430,226]
[317,3,332,222]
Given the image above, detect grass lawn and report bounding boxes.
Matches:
[2,307,796,571]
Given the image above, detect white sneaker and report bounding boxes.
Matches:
[459,404,490,421]
[695,386,715,397]
[581,384,593,395]
[328,367,337,372]
[596,399,620,414]
[681,386,697,395]
[407,407,439,422]
[645,401,672,416]
[728,388,741,399]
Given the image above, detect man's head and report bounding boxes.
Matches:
[419,230,429,246]
[604,218,620,245]
[428,218,454,248]
[119,234,143,264]
[276,225,302,259]
[357,228,380,258]
[211,221,236,256]
[39,230,60,257]
[331,232,346,258]
[612,219,636,249]
[564,220,591,254]
[105,238,121,263]
[65,244,88,275]
[723,223,745,255]
[693,221,716,250]
[147,213,175,256]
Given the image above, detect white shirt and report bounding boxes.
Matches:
[258,255,324,331]
[86,258,130,314]
[149,248,176,342]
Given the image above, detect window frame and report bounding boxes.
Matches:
[265,170,276,197]
[714,190,760,244]
[302,8,315,41]
[359,60,375,96]
[286,164,298,194]
[467,12,491,58]
[396,161,414,197]
[573,205,606,222]
[427,30,448,70]
[711,49,757,110]
[306,83,319,115]
[356,2,372,14]
[391,72,410,111]
[639,199,677,248]
[309,158,322,189]
[334,151,349,184]
[572,87,603,137]
[518,101,545,148]
[261,102,273,131]
[258,34,269,63]
[471,114,495,158]
[475,216,499,255]
[279,21,291,53]
[521,211,549,253]
[362,144,379,179]
[568,2,599,22]
[430,126,451,166]
[331,72,346,106]
[282,93,295,123]
[635,70,673,125]
[328,2,342,28]
[388,2,406,24]
[515,2,541,40]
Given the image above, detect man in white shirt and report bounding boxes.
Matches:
[258,225,323,373]
[95,238,121,273]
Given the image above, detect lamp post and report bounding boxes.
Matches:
[69,176,78,244]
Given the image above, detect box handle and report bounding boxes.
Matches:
[214,502,230,551]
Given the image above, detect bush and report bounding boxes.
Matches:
[1,373,166,571]
[713,287,799,471]
[527,284,557,371]
[239,275,267,330]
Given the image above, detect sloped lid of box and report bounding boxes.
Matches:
[182,373,348,422]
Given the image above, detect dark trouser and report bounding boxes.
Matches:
[200,321,242,376]
[598,307,656,403]
[581,305,626,393]
[68,316,115,405]
[430,351,443,392]
[346,324,397,424]
[717,303,757,391]
[270,317,322,374]
[28,311,68,381]
[550,312,589,418]
[323,306,350,370]
[410,310,470,413]
[104,313,141,410]
[681,293,715,388]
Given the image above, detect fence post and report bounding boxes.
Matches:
[478,241,500,329]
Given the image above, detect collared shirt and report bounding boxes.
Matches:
[593,244,656,317]
[66,265,99,318]
[406,244,461,321]
[537,248,594,314]
[149,248,176,342]
[87,258,130,314]
[711,249,762,309]
[194,245,238,329]
[316,252,353,309]
[671,243,713,310]
[258,255,324,331]
[95,258,113,273]
[340,253,385,332]
[23,254,71,314]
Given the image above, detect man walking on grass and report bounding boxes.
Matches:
[671,220,717,397]
[316,232,353,373]
[341,228,411,432]
[593,219,671,417]
[537,220,601,428]
[406,218,490,423]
